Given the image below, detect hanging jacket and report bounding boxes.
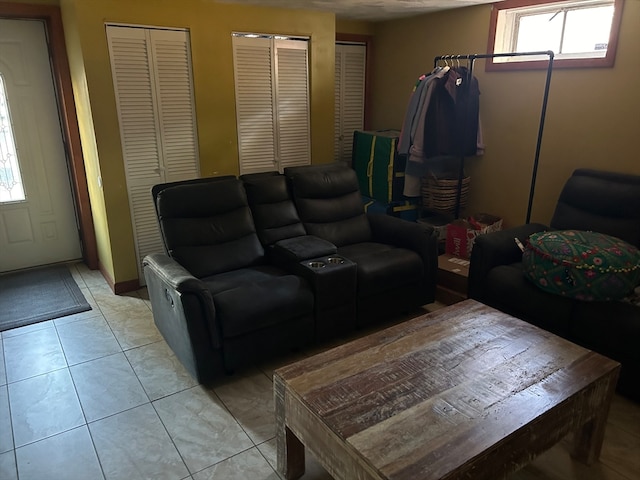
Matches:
[423,66,480,158]
[397,67,448,155]
[402,67,481,196]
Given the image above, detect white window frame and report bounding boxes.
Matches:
[486,0,625,71]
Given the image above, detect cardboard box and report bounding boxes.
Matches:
[445,213,503,259]
[438,254,470,292]
[436,254,470,305]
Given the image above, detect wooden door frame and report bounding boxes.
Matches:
[0,2,98,270]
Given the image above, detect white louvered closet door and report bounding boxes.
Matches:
[275,39,310,170]
[232,36,277,174]
[233,35,310,174]
[107,25,199,284]
[334,43,366,164]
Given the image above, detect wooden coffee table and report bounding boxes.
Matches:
[274,300,620,480]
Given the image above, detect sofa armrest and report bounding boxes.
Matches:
[269,235,337,266]
[468,223,548,301]
[367,213,439,294]
[143,253,223,383]
[143,253,210,293]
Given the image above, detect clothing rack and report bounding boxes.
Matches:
[433,51,554,223]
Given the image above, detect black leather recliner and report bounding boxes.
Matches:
[143,177,315,383]
[468,168,640,400]
[286,164,439,326]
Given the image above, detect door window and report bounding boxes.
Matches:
[0,74,26,203]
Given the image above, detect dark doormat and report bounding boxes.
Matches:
[0,265,92,332]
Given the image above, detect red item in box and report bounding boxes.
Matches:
[446,214,503,259]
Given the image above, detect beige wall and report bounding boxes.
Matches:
[370,2,640,228]
[58,0,337,287]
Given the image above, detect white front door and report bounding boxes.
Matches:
[0,19,81,272]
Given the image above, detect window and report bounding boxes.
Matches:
[232,33,310,174]
[0,74,26,203]
[487,0,625,70]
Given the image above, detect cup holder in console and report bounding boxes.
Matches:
[327,256,345,265]
[307,261,326,268]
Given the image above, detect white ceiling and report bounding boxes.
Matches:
[215,0,499,21]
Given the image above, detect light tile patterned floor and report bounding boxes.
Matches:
[0,262,638,480]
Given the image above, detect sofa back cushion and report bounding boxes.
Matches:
[156,178,264,278]
[286,165,372,247]
[151,175,236,253]
[550,169,640,247]
[241,173,307,246]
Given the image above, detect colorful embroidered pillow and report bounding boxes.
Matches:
[523,230,640,301]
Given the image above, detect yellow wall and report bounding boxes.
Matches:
[59,0,336,287]
[336,18,375,36]
[60,0,115,281]
[370,2,640,228]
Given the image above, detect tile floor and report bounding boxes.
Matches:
[0,262,638,480]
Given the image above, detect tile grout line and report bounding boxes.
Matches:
[1,336,18,480]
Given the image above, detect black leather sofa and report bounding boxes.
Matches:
[468,169,640,400]
[144,164,438,383]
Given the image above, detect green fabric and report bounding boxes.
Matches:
[352,130,400,203]
[523,230,640,301]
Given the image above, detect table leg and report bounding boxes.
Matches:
[277,427,305,479]
[275,375,305,479]
[570,372,617,465]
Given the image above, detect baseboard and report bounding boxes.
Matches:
[98,261,140,294]
[114,278,140,294]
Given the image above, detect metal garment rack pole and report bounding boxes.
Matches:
[433,51,554,223]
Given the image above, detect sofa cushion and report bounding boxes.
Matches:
[289,166,372,246]
[243,174,307,246]
[158,179,265,278]
[204,267,314,338]
[523,230,640,301]
[272,235,337,262]
[203,265,286,295]
[484,263,573,336]
[550,169,640,247]
[571,300,640,363]
[337,242,423,296]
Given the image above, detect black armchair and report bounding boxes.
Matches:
[143,177,314,383]
[468,168,640,400]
